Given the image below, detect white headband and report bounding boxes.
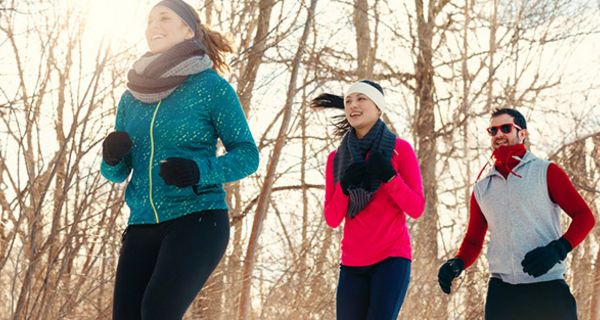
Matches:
[344,82,386,111]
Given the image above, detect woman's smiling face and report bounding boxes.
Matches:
[145,6,194,54]
[344,92,381,136]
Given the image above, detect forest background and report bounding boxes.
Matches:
[1,0,599,319]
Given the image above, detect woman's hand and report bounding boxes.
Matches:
[159,157,200,187]
[340,162,367,195]
[102,132,132,165]
[366,151,395,182]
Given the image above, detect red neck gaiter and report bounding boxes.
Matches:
[493,144,526,178]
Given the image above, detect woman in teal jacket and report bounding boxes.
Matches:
[100,1,258,319]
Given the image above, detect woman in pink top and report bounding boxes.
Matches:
[311,80,425,320]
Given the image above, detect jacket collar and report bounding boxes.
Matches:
[480,151,537,181]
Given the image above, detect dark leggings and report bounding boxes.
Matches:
[112,210,229,320]
[336,257,411,320]
[485,277,578,320]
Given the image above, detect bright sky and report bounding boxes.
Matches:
[83,0,150,53]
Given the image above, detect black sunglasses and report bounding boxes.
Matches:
[486,123,522,136]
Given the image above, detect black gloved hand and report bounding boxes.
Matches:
[366,151,396,182]
[438,258,465,294]
[340,161,367,195]
[521,237,572,278]
[159,157,200,188]
[102,131,132,165]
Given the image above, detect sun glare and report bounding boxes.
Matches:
[84,0,150,51]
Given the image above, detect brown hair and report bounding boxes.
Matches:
[188,8,233,74]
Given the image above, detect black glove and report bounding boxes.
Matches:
[438,258,465,294]
[340,162,367,195]
[521,237,572,278]
[159,157,200,188]
[102,131,132,165]
[366,151,395,182]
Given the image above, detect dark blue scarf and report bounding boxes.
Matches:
[333,119,396,218]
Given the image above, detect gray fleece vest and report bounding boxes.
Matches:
[473,151,565,284]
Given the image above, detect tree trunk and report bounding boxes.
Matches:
[237,1,318,318]
[406,0,446,318]
[353,0,373,79]
[236,0,276,115]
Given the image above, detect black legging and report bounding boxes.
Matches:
[485,277,578,320]
[336,257,411,320]
[112,210,229,320]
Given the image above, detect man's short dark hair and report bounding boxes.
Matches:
[491,108,527,129]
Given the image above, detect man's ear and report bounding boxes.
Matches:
[519,129,528,143]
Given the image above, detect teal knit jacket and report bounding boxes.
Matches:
[101,69,259,224]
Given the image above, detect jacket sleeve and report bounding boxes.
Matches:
[100,94,132,183]
[195,77,259,186]
[324,151,349,228]
[379,139,425,219]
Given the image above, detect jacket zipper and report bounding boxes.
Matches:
[148,100,162,223]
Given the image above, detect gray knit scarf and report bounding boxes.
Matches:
[333,119,396,218]
[127,39,213,103]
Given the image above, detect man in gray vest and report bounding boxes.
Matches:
[437,108,595,319]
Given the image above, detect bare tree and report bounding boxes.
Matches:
[1,0,598,319]
[238,0,319,318]
[0,1,133,319]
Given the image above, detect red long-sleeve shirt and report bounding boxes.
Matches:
[324,138,425,266]
[456,157,595,268]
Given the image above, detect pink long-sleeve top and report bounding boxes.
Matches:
[324,138,425,266]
